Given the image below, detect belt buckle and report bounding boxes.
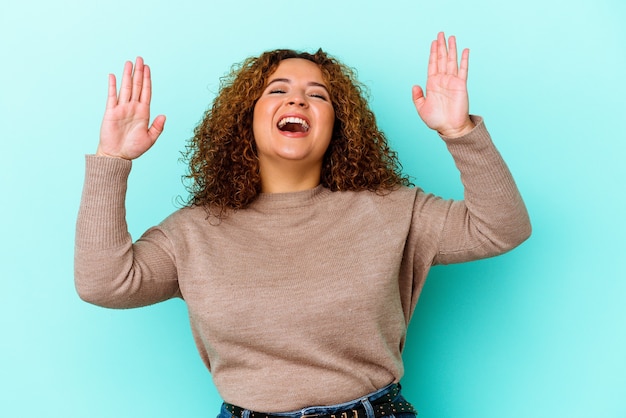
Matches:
[329,410,359,418]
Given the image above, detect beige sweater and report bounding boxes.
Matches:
[75,117,530,412]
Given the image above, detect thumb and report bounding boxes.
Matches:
[147,114,166,142]
[412,85,425,111]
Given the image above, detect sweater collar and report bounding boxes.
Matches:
[250,184,331,210]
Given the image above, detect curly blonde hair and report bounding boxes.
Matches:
[183,48,411,216]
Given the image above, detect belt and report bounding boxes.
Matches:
[224,384,417,418]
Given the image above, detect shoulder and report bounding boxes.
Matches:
[327,187,421,221]
[158,205,214,231]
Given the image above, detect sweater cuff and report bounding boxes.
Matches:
[85,154,132,177]
[438,115,486,141]
[76,155,133,249]
[440,115,496,154]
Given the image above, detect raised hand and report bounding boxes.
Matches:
[412,32,474,138]
[97,57,166,159]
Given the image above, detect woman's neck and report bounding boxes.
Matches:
[259,161,322,193]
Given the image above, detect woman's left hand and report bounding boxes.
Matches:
[412,32,474,138]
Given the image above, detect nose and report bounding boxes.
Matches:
[287,92,308,107]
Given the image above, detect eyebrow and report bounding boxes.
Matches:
[266,78,329,91]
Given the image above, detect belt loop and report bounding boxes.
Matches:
[242,410,251,418]
[360,397,375,418]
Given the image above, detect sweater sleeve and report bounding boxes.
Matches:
[430,116,531,265]
[74,155,180,309]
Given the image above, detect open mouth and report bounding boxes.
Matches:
[277,116,310,133]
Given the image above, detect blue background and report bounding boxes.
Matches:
[1,0,625,417]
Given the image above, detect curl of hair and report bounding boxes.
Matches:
[182,48,411,217]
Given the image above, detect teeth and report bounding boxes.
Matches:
[278,117,309,130]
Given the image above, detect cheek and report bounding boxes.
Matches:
[253,96,273,118]
[322,110,336,138]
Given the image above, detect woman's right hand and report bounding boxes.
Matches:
[97,57,166,160]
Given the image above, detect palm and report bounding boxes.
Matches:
[413,33,473,137]
[97,57,165,160]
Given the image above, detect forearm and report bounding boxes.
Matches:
[74,155,179,308]
[435,116,531,264]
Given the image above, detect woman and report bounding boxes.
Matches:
[75,33,531,416]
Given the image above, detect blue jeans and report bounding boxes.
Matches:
[217,383,416,418]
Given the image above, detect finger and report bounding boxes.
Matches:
[459,48,470,81]
[118,60,134,103]
[427,40,437,77]
[140,64,152,104]
[147,114,166,143]
[437,32,447,74]
[105,73,118,109]
[131,57,144,102]
[411,85,425,110]
[447,35,458,75]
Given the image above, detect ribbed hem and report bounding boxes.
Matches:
[75,155,133,249]
[442,116,519,197]
[251,184,332,210]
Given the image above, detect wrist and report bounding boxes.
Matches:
[95,147,128,160]
[438,119,475,138]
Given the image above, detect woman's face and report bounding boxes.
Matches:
[252,58,335,183]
